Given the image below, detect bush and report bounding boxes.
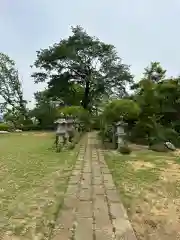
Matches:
[99,99,140,144]
[163,128,180,147]
[67,142,75,150]
[0,123,10,131]
[21,124,43,131]
[73,132,81,144]
[118,144,131,154]
[148,126,180,147]
[91,116,101,130]
[102,99,140,124]
[58,106,91,130]
[130,119,180,147]
[129,120,152,144]
[149,142,169,152]
[99,124,114,142]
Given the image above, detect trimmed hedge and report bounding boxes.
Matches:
[21,124,55,131]
[0,123,10,131]
[21,124,42,131]
[0,123,55,132]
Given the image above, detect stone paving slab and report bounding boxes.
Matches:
[75,218,94,240]
[52,132,137,240]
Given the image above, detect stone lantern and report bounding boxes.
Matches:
[115,119,127,149]
[74,118,80,132]
[66,115,75,142]
[54,116,67,145]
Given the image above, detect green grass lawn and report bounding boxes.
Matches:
[0,132,78,239]
[105,146,180,240]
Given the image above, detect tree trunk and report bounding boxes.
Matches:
[18,94,28,121]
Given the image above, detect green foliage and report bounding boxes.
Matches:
[100,62,180,148]
[144,62,166,82]
[90,116,101,130]
[30,90,58,129]
[0,123,10,131]
[73,131,82,144]
[99,124,114,142]
[30,105,57,129]
[49,83,84,106]
[127,63,180,145]
[59,106,90,124]
[149,143,169,152]
[0,53,28,120]
[118,144,131,154]
[59,106,85,116]
[21,124,43,131]
[32,25,133,111]
[102,99,140,124]
[67,142,75,150]
[149,126,180,147]
[2,34,180,149]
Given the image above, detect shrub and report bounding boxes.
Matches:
[99,124,114,142]
[99,99,140,144]
[163,128,180,147]
[130,117,180,146]
[21,124,42,131]
[130,120,152,144]
[73,132,81,144]
[148,125,180,147]
[67,142,75,150]
[149,143,169,152]
[118,144,131,154]
[0,123,10,131]
[91,116,101,130]
[58,106,91,130]
[102,99,140,124]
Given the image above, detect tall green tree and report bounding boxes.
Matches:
[156,78,180,128]
[30,90,58,128]
[0,53,28,120]
[144,61,166,82]
[32,26,133,111]
[130,62,180,144]
[129,62,166,141]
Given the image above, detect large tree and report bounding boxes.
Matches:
[30,90,58,128]
[144,61,166,82]
[130,62,180,144]
[0,53,28,120]
[32,26,133,111]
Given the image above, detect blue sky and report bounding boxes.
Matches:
[0,0,180,108]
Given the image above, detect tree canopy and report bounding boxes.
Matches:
[29,90,58,128]
[32,26,133,111]
[0,53,28,126]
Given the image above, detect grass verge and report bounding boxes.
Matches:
[0,132,78,239]
[105,146,180,240]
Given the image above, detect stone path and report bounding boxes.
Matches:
[52,132,137,240]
